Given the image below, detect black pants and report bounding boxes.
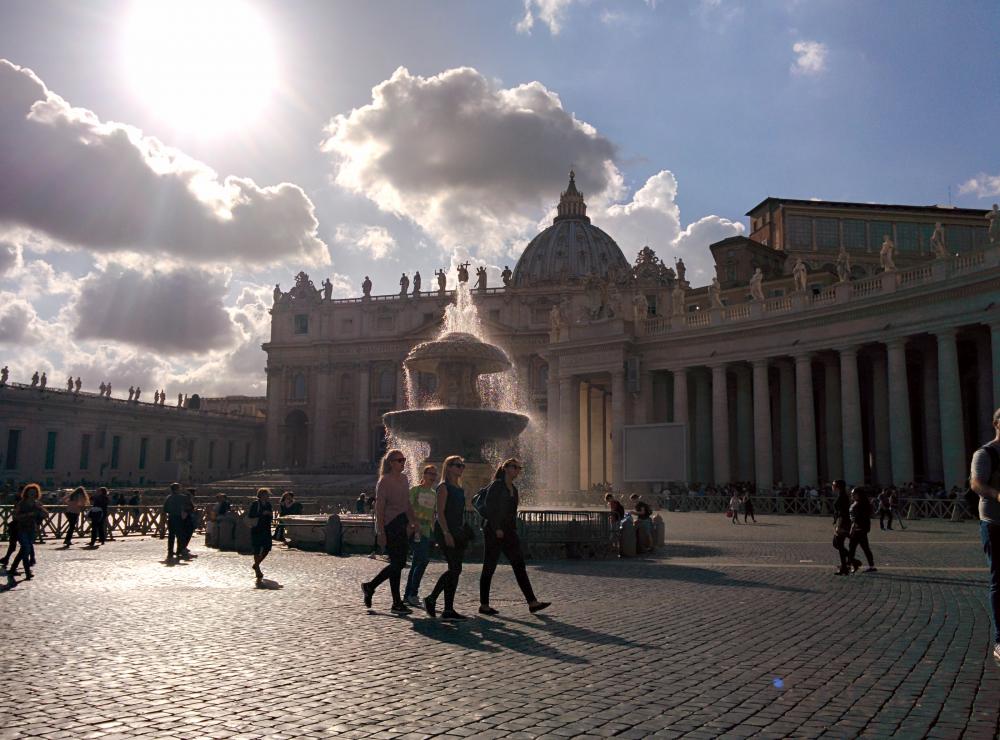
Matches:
[430,542,465,612]
[166,516,183,557]
[63,512,79,545]
[178,518,194,552]
[89,515,106,546]
[370,518,409,604]
[833,531,850,571]
[481,528,536,605]
[849,531,874,567]
[880,509,893,529]
[745,508,756,523]
[1,523,19,563]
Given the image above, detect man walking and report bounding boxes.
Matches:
[162,483,188,561]
[971,407,1000,664]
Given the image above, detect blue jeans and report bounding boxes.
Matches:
[9,529,35,575]
[980,521,1000,644]
[404,533,431,599]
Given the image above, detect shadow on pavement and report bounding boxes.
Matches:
[256,578,283,590]
[502,614,654,650]
[662,543,725,558]
[411,615,589,663]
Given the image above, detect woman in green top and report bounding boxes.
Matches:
[404,464,438,607]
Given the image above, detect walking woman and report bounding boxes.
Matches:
[848,486,877,573]
[728,492,742,524]
[425,455,470,621]
[62,487,89,547]
[831,480,851,575]
[88,486,110,547]
[743,494,756,524]
[362,449,417,613]
[479,458,550,616]
[404,464,438,608]
[273,491,302,542]
[248,488,274,583]
[6,483,45,586]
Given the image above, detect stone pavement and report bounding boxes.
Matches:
[2,513,998,739]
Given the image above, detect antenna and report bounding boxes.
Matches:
[948,185,952,206]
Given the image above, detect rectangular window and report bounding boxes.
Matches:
[110,435,121,469]
[895,222,920,253]
[869,221,893,251]
[80,433,91,470]
[227,441,234,469]
[973,226,989,249]
[815,218,839,250]
[785,216,812,249]
[917,223,935,254]
[44,431,57,470]
[294,314,309,334]
[208,440,215,468]
[139,437,148,470]
[946,225,973,253]
[842,220,866,250]
[5,430,20,469]
[165,438,173,462]
[244,442,251,469]
[97,430,106,449]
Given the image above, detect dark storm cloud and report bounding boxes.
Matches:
[0,59,328,267]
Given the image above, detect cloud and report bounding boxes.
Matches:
[0,59,328,267]
[0,291,44,344]
[322,66,618,259]
[335,224,397,260]
[791,41,827,76]
[958,173,1000,199]
[516,0,577,35]
[72,266,237,353]
[0,241,17,276]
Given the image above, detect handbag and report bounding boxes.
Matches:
[725,509,733,518]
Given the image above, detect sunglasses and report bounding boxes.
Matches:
[506,464,522,470]
[391,457,406,464]
[449,462,466,468]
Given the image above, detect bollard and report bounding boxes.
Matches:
[619,516,637,558]
[653,514,666,547]
[906,501,919,520]
[950,501,965,522]
[324,514,342,555]
[216,512,237,551]
[234,515,253,553]
[204,520,218,548]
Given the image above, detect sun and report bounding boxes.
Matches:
[121,0,278,134]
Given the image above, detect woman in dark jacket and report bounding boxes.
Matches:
[478,458,551,616]
[89,487,110,547]
[6,483,44,585]
[831,480,851,575]
[848,486,877,573]
[273,491,302,541]
[425,455,469,621]
[248,488,274,583]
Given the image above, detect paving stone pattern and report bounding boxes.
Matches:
[2,514,998,739]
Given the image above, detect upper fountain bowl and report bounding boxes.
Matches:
[404,331,512,375]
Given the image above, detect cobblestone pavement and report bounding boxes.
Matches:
[2,513,998,739]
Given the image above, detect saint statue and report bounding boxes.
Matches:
[749,268,765,301]
[501,265,512,287]
[30,371,39,387]
[931,222,948,258]
[178,393,184,408]
[39,372,47,390]
[67,376,74,391]
[99,381,106,395]
[475,266,487,291]
[632,292,648,324]
[273,284,281,304]
[74,377,81,393]
[128,386,135,402]
[134,387,141,402]
[675,258,687,285]
[105,382,111,397]
[457,262,470,283]
[412,271,421,295]
[836,246,851,283]
[322,278,333,300]
[793,258,809,292]
[159,389,166,405]
[708,277,724,309]
[549,301,566,341]
[435,269,447,294]
[880,235,897,272]
[399,273,410,297]
[154,390,160,405]
[0,366,7,386]
[988,204,1000,245]
[671,285,686,317]
[362,276,372,297]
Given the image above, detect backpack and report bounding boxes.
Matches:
[472,485,491,519]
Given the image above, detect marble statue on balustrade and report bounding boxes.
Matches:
[501,265,512,287]
[435,269,447,294]
[135,387,141,403]
[154,390,160,405]
[399,273,410,297]
[128,386,135,402]
[931,223,948,258]
[105,382,111,398]
[99,381,106,395]
[273,284,281,304]
[362,276,372,297]
[457,262,470,283]
[749,268,765,301]
[671,285,686,316]
[67,376,73,391]
[412,271,421,296]
[0,366,8,386]
[631,291,648,324]
[880,235,897,272]
[793,258,808,292]
[159,389,166,406]
[322,278,333,300]
[988,204,1000,245]
[708,278,724,309]
[836,246,851,283]
[549,301,566,341]
[74,377,81,393]
[177,393,183,407]
[30,371,39,387]
[675,258,687,285]
[40,372,47,390]
[475,266,488,291]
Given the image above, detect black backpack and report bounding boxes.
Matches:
[472,485,491,519]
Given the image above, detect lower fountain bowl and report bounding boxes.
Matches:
[383,407,530,462]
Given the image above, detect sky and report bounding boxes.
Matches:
[0,0,997,397]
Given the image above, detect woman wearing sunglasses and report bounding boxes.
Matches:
[425,455,469,620]
[362,448,417,613]
[479,458,550,615]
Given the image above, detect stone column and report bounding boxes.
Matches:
[589,385,606,487]
[711,364,731,485]
[672,368,691,480]
[633,369,652,425]
[936,329,966,489]
[264,367,283,467]
[778,361,797,486]
[921,346,943,482]
[356,363,370,464]
[558,376,580,492]
[694,370,713,484]
[871,351,892,486]
[838,346,864,487]
[546,360,559,473]
[312,364,331,467]
[886,338,914,485]
[794,353,818,487]
[612,370,627,490]
[824,356,843,481]
[752,359,773,491]
[976,331,995,442]
[735,366,754,482]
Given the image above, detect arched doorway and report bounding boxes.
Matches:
[284,410,309,468]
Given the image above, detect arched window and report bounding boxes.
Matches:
[537,363,549,391]
[292,374,307,400]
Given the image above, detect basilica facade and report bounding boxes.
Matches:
[264,174,999,492]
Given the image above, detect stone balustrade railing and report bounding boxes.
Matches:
[641,246,999,337]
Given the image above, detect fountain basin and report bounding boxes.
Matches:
[404,332,511,375]
[383,407,529,462]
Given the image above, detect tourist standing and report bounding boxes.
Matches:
[479,458,550,615]
[361,449,417,613]
[6,483,45,586]
[273,491,302,541]
[425,455,470,621]
[847,487,876,573]
[177,488,197,557]
[877,488,894,530]
[62,487,89,547]
[970,407,1000,664]
[88,486,110,547]
[404,464,438,608]
[743,494,756,524]
[162,483,188,561]
[831,480,851,576]
[728,492,742,524]
[355,492,366,514]
[605,493,625,525]
[247,488,274,583]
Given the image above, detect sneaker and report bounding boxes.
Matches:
[834,569,850,576]
[440,610,468,621]
[864,566,878,572]
[478,604,499,616]
[405,595,422,608]
[390,602,413,615]
[528,601,552,614]
[423,595,437,618]
[361,581,374,609]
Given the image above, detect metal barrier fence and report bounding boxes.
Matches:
[657,495,973,519]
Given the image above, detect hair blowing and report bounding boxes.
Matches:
[379,448,404,479]
[493,458,520,480]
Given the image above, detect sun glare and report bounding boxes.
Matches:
[122,0,277,134]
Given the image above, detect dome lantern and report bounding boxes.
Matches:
[555,170,589,223]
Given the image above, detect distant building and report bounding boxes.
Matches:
[199,395,267,420]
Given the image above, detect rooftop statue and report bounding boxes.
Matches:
[475,266,488,291]
[708,277,724,309]
[435,269,446,294]
[99,381,106,395]
[501,265,512,287]
[134,387,141,402]
[880,235,897,272]
[987,204,999,245]
[178,393,184,408]
[128,386,135,402]
[362,276,372,297]
[549,301,566,341]
[836,246,851,283]
[39,372,47,390]
[749,267,765,301]
[30,371,39,387]
[675,258,687,285]
[412,271,421,296]
[457,262,470,284]
[931,222,948,258]
[632,291,648,324]
[793,257,809,292]
[399,272,410,297]
[67,376,73,391]
[159,388,166,406]
[273,284,282,304]
[154,390,160,404]
[74,377,81,393]
[105,382,111,397]
[1,366,9,386]
[322,278,333,300]
[671,285,686,317]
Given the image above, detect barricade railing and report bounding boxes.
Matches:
[657,494,972,519]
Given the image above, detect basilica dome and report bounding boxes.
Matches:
[511,172,629,288]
